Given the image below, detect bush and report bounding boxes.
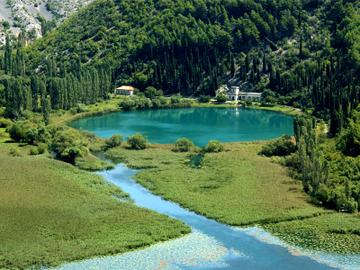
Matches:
[259,136,297,157]
[216,93,227,103]
[204,140,225,153]
[9,148,21,157]
[170,94,182,104]
[0,118,12,128]
[70,103,88,114]
[104,135,123,150]
[337,121,360,157]
[37,143,48,154]
[198,95,211,103]
[119,97,137,111]
[29,148,39,156]
[8,121,39,144]
[8,121,50,145]
[173,138,194,152]
[127,134,147,150]
[144,86,163,99]
[51,128,89,164]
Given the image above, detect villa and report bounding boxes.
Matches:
[220,85,262,101]
[114,85,135,96]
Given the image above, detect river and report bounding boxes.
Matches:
[54,164,360,270]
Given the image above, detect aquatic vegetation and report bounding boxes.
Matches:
[0,144,189,269]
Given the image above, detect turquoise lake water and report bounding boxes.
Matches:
[70,108,294,145]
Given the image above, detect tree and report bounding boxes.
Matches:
[3,35,12,75]
[42,96,51,125]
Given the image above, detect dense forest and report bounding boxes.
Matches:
[0,0,359,212]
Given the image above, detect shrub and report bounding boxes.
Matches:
[127,134,147,150]
[29,148,39,156]
[51,128,89,164]
[204,140,225,153]
[104,135,123,150]
[173,138,194,152]
[216,93,227,103]
[144,86,163,99]
[37,143,48,154]
[337,121,360,157]
[0,118,12,128]
[9,148,21,157]
[70,103,88,114]
[134,96,152,110]
[119,97,137,111]
[259,136,297,157]
[8,121,39,144]
[198,95,211,103]
[170,94,182,104]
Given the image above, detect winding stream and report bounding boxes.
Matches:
[54,164,360,270]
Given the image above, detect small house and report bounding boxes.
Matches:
[114,86,135,96]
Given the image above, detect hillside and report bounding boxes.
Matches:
[0,0,93,45]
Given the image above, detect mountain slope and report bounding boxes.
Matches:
[0,0,93,44]
[26,0,305,96]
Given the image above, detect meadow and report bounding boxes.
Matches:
[0,143,189,269]
[107,142,360,253]
[107,143,326,226]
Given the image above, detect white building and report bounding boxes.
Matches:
[114,86,135,96]
[226,86,262,101]
[238,91,262,101]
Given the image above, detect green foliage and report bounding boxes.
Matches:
[127,133,147,150]
[265,213,360,254]
[50,128,89,164]
[104,134,123,150]
[337,120,360,157]
[144,86,163,99]
[204,140,225,153]
[259,136,297,157]
[198,95,211,103]
[216,93,227,103]
[8,120,48,145]
[0,117,12,128]
[106,143,324,226]
[9,147,21,157]
[287,117,360,213]
[0,144,188,269]
[173,138,194,153]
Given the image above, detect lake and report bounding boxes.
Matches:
[70,107,294,145]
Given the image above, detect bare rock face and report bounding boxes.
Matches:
[0,0,93,45]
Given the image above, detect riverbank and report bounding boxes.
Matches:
[0,141,190,269]
[106,142,360,254]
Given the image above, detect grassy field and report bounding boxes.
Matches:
[106,142,360,253]
[0,143,190,269]
[107,142,326,226]
[249,104,302,116]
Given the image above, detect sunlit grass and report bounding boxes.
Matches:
[0,144,189,269]
[106,142,360,253]
[107,142,326,226]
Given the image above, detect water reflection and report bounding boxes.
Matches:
[70,108,294,146]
